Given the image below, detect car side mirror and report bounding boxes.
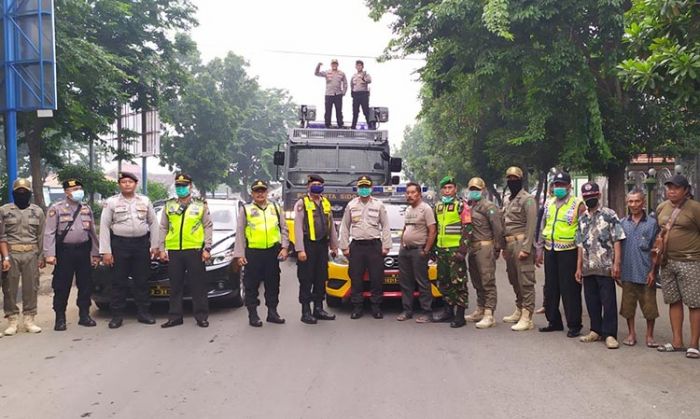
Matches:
[273,151,285,166]
[389,157,402,172]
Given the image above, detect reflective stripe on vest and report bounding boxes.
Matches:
[245,203,281,249]
[436,202,462,248]
[541,195,580,251]
[304,196,331,241]
[164,200,205,250]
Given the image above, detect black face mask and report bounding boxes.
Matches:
[12,190,32,209]
[507,179,523,195]
[585,198,599,209]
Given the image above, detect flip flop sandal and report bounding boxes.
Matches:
[623,339,637,346]
[646,341,659,348]
[686,348,700,359]
[657,343,686,353]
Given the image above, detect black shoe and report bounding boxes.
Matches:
[108,317,123,329]
[371,306,383,319]
[313,308,336,321]
[567,329,582,338]
[161,318,183,328]
[266,308,286,324]
[451,306,466,328]
[350,306,363,319]
[539,324,564,332]
[248,307,263,327]
[137,313,156,325]
[196,319,209,328]
[433,305,455,323]
[54,313,67,331]
[78,315,97,327]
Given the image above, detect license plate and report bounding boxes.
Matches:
[384,275,399,285]
[150,285,170,297]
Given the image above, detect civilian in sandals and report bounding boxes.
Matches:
[619,189,659,348]
[574,182,626,349]
[654,174,700,360]
[43,179,100,331]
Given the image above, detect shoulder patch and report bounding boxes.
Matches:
[48,209,56,217]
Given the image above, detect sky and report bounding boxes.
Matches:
[190,0,423,148]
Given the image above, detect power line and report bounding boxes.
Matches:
[265,49,425,61]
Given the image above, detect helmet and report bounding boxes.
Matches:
[505,166,523,179]
[467,177,486,190]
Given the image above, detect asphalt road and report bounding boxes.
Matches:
[1,261,699,419]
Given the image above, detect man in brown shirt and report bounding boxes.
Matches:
[315,58,347,128]
[655,174,700,359]
[397,182,436,323]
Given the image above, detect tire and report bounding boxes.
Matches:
[326,296,342,308]
[95,301,110,311]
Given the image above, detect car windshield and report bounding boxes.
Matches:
[155,200,237,231]
[287,146,387,186]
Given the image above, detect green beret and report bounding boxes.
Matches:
[439,176,455,188]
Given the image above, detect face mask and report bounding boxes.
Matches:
[175,185,190,198]
[468,190,482,201]
[70,190,84,202]
[585,198,599,209]
[358,187,372,198]
[553,187,568,199]
[12,190,31,209]
[441,195,455,204]
[507,179,523,195]
[309,184,324,194]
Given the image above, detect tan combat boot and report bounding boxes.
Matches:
[4,315,19,336]
[23,315,42,334]
[464,307,485,322]
[476,309,495,329]
[503,307,522,323]
[511,309,534,331]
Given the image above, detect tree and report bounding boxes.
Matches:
[368,0,689,213]
[147,181,170,202]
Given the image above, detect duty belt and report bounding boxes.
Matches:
[505,234,526,243]
[9,243,38,253]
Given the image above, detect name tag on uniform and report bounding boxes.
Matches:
[115,206,128,213]
[59,215,73,223]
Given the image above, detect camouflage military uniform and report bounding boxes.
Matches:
[434,200,473,308]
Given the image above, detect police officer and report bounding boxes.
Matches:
[463,177,505,329]
[44,179,100,331]
[501,167,538,331]
[315,59,348,128]
[350,60,372,129]
[339,176,391,319]
[99,172,159,329]
[294,174,339,324]
[0,178,45,335]
[433,176,473,327]
[159,174,213,328]
[233,180,289,327]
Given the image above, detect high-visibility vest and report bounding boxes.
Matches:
[303,196,331,241]
[541,194,581,251]
[244,202,281,249]
[435,201,464,248]
[164,199,205,250]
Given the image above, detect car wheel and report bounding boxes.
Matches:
[326,296,342,308]
[95,302,110,311]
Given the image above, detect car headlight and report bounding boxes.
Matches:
[330,252,348,265]
[207,248,234,266]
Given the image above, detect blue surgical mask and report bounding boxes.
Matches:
[175,185,190,198]
[358,187,372,197]
[309,184,324,194]
[70,190,84,202]
[553,187,568,199]
[441,195,455,204]
[468,190,482,201]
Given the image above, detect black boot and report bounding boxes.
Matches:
[54,312,67,331]
[313,302,336,321]
[266,307,286,324]
[78,309,96,327]
[350,304,363,319]
[301,304,318,324]
[450,306,466,328]
[248,306,263,327]
[433,305,454,322]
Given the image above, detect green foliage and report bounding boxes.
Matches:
[147,181,170,202]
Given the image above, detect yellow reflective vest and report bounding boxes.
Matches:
[164,199,205,250]
[436,200,464,248]
[541,195,581,251]
[244,202,282,249]
[303,195,331,241]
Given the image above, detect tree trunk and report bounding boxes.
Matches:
[27,118,46,209]
[607,165,626,216]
